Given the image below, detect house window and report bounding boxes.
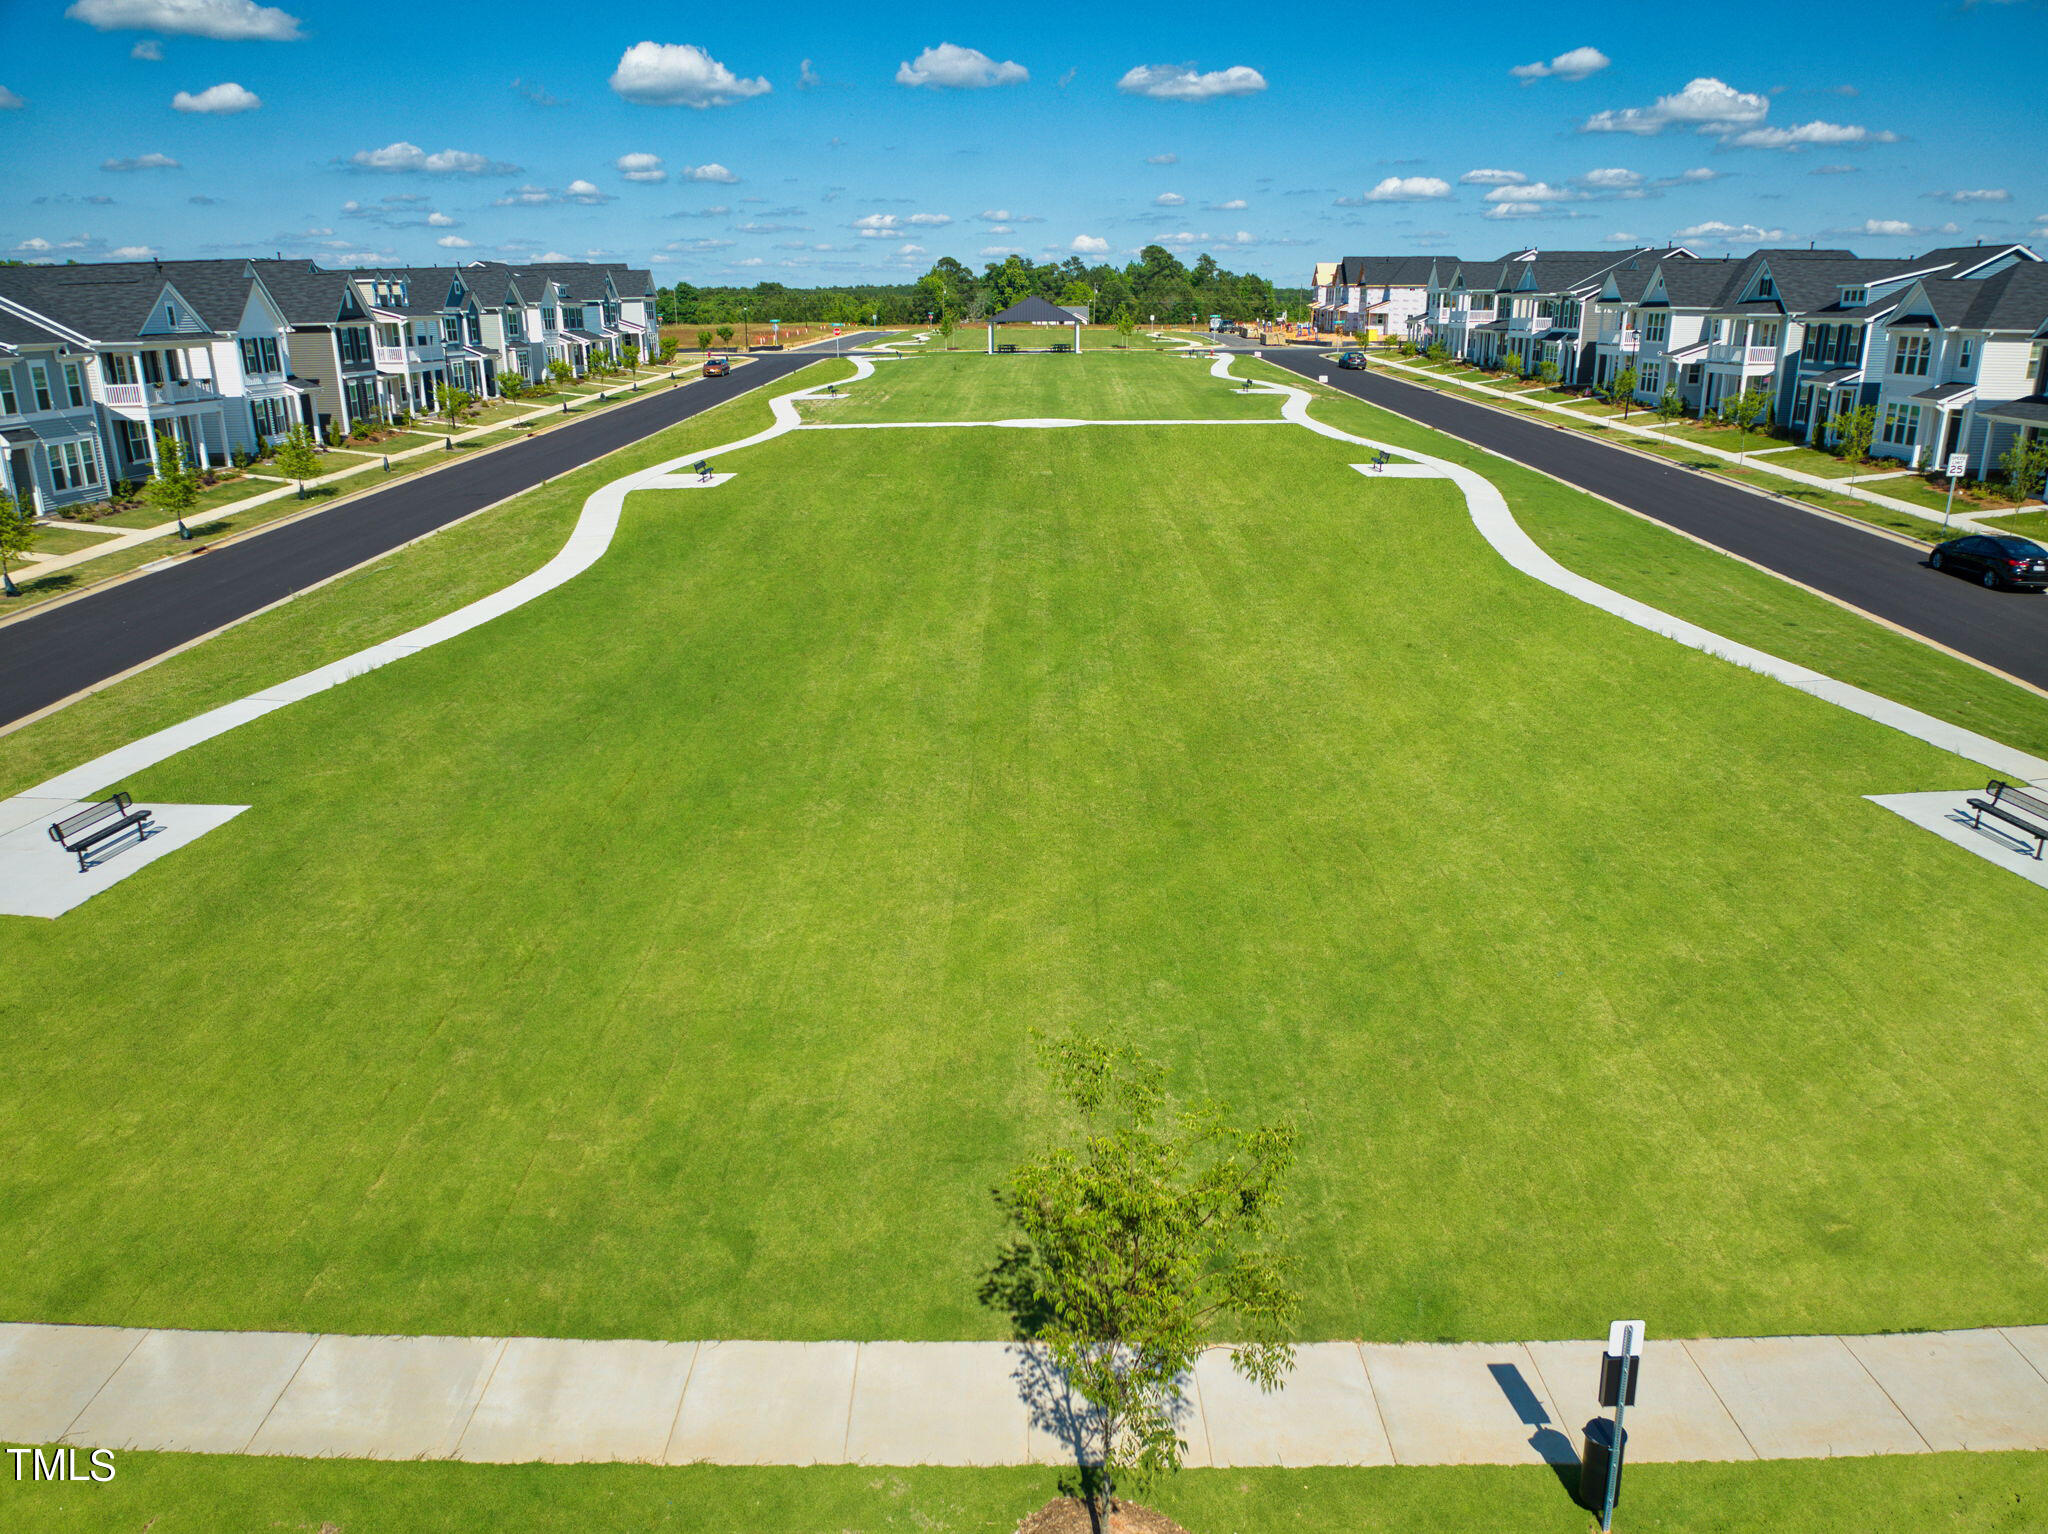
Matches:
[1641,363,1661,395]
[377,323,401,349]
[29,364,52,411]
[46,440,98,490]
[1892,334,1931,375]
[0,368,16,415]
[2029,346,2044,381]
[104,353,138,385]
[339,327,373,366]
[1834,327,1859,364]
[63,363,85,407]
[1793,387,1811,425]
[164,303,178,327]
[1686,363,1703,385]
[1756,274,1775,298]
[1803,326,1825,362]
[1642,312,1668,344]
[1957,338,1973,373]
[1880,402,1921,445]
[117,420,148,460]
[1705,319,1722,343]
[1755,322,1779,348]
[1841,287,1866,305]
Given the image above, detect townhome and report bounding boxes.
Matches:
[1310,262,1340,332]
[1493,250,1690,384]
[1864,260,2048,477]
[0,260,314,482]
[1314,256,1457,341]
[249,258,384,438]
[1423,258,1519,364]
[0,309,110,515]
[345,270,461,419]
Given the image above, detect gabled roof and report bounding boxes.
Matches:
[247,259,362,325]
[1913,243,2041,279]
[1888,264,2048,334]
[0,261,249,342]
[988,296,1078,324]
[1334,255,1455,286]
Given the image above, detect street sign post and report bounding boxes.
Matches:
[1944,451,1969,526]
[1600,1321,1644,1530]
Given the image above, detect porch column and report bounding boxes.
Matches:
[145,425,162,475]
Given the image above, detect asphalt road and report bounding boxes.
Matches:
[1263,348,2048,689]
[0,339,891,729]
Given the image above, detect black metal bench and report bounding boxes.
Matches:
[1050,342,1073,353]
[47,791,154,872]
[995,343,1017,354]
[1966,780,2048,860]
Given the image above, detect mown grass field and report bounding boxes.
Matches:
[4,352,2045,1357]
[6,1446,2043,1534]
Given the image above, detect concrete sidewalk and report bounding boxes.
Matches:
[4,1323,2045,1467]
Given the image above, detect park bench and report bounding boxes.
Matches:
[1966,780,2048,860]
[995,343,1017,354]
[1367,450,1392,472]
[47,791,154,872]
[1050,343,1073,353]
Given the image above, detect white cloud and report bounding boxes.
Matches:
[425,211,456,226]
[681,163,739,184]
[852,213,901,237]
[1924,188,2008,203]
[1602,231,1639,243]
[1672,220,1785,242]
[1721,120,1898,150]
[1211,198,1247,210]
[894,43,1027,89]
[349,142,518,175]
[1510,46,1610,83]
[538,251,574,263]
[1459,168,1525,186]
[1146,153,1178,165]
[171,81,259,113]
[102,152,180,171]
[1811,164,1861,175]
[1230,230,1257,244]
[1117,63,1267,101]
[980,244,1022,256]
[1578,167,1641,189]
[109,244,158,258]
[1845,218,1925,236]
[977,209,1042,222]
[1582,77,1768,135]
[798,58,821,89]
[986,226,1013,235]
[436,235,473,248]
[66,0,302,42]
[908,212,952,226]
[609,42,771,108]
[1484,202,1551,220]
[663,238,734,252]
[492,180,611,206]
[1488,181,1580,203]
[0,86,22,110]
[1155,192,1186,206]
[130,39,161,59]
[512,78,561,108]
[617,152,667,183]
[1359,176,1452,202]
[1071,234,1110,252]
[1670,167,1719,183]
[896,242,926,256]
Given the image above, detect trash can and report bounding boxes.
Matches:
[1578,1417,1627,1510]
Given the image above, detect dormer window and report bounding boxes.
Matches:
[1841,287,1866,306]
[1756,275,1774,298]
[164,303,177,327]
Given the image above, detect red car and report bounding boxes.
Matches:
[701,355,731,378]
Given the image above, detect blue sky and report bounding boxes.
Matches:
[1,0,2044,284]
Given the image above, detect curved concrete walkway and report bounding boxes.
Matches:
[4,1321,2045,1467]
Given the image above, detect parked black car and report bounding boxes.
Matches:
[701,355,731,377]
[1337,350,1368,370]
[1929,534,2048,592]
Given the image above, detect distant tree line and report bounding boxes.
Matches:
[656,247,1308,331]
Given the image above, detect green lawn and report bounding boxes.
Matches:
[1853,472,2021,517]
[5,1449,2043,1534]
[1982,509,2048,541]
[91,474,284,528]
[817,349,1290,423]
[5,353,2046,1352]
[27,522,124,556]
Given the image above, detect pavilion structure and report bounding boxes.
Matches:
[986,296,1083,353]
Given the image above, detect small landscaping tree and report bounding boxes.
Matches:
[1114,304,1138,350]
[1536,357,1560,388]
[1827,402,1877,464]
[547,358,574,391]
[1503,352,1529,384]
[1725,384,1773,462]
[984,1029,1298,1534]
[140,432,200,537]
[936,310,958,350]
[272,423,324,499]
[620,341,640,374]
[1607,362,1640,418]
[1998,432,2048,506]
[657,338,678,366]
[1655,385,1685,426]
[716,324,735,347]
[499,372,528,401]
[1424,341,1451,363]
[0,486,32,597]
[435,382,475,423]
[695,328,714,352]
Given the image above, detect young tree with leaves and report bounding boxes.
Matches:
[1608,362,1640,418]
[715,324,735,347]
[620,341,640,374]
[499,371,528,401]
[1827,402,1877,464]
[547,358,574,391]
[0,486,33,597]
[1724,384,1773,461]
[984,1031,1297,1533]
[141,432,200,537]
[272,423,324,499]
[436,382,475,423]
[1995,433,2048,505]
[1113,304,1138,351]
[1654,385,1685,425]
